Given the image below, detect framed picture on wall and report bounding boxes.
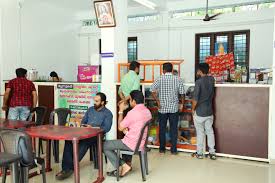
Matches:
[94,0,116,28]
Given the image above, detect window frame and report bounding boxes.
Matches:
[195,30,250,81]
[128,37,138,62]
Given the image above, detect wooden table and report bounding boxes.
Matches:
[25,125,105,183]
[0,118,35,129]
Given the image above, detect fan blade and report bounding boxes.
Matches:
[181,18,204,20]
[209,13,222,20]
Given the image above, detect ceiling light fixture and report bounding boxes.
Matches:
[132,0,157,10]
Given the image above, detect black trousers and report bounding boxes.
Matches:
[158,112,179,153]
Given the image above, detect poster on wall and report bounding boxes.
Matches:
[57,84,101,126]
[215,42,228,56]
[94,0,116,28]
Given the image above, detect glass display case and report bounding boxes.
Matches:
[144,85,197,151]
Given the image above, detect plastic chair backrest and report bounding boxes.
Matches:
[49,108,71,126]
[133,120,151,154]
[27,106,47,126]
[0,129,34,166]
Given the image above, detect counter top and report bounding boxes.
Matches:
[116,82,271,88]
[3,80,101,85]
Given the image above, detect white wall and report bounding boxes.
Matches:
[80,8,275,83]
[0,0,81,82]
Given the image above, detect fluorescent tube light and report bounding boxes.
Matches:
[132,0,157,10]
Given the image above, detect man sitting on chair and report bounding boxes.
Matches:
[104,90,152,177]
[56,92,113,180]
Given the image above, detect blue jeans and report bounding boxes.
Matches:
[62,137,97,171]
[158,112,179,153]
[8,106,30,121]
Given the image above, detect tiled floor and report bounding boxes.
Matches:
[1,149,275,183]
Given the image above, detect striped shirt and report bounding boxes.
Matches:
[151,73,185,113]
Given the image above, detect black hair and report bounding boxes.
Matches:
[198,63,210,74]
[129,61,140,71]
[163,62,173,72]
[96,92,107,105]
[16,68,27,78]
[50,71,59,79]
[173,70,178,75]
[130,90,144,104]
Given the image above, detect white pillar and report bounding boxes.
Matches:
[269,15,275,163]
[100,0,128,140]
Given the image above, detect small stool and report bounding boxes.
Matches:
[0,152,22,183]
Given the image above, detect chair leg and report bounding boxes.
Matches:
[20,167,28,183]
[116,149,120,181]
[139,152,146,181]
[38,139,43,157]
[41,160,47,183]
[2,166,7,183]
[144,151,149,175]
[105,155,108,164]
[89,146,93,162]
[11,162,19,183]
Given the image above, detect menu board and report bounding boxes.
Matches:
[57,84,101,126]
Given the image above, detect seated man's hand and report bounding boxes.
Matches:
[2,105,8,111]
[123,128,129,135]
[119,101,128,112]
[81,124,92,128]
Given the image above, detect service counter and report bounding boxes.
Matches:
[117,83,271,162]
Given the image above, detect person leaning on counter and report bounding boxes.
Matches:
[2,68,38,121]
[192,63,216,160]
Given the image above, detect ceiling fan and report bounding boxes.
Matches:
[181,0,222,21]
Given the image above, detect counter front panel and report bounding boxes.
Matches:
[214,87,269,159]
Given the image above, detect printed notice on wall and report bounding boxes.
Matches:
[57,84,101,126]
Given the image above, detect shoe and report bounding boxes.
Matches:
[191,152,203,159]
[209,153,217,160]
[56,170,74,180]
[159,149,166,154]
[171,151,178,155]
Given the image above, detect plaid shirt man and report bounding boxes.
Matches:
[150,73,185,113]
[6,77,36,107]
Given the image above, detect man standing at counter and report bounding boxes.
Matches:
[118,61,141,103]
[2,68,37,120]
[192,63,216,160]
[151,62,185,155]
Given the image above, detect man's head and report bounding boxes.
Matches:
[16,68,27,78]
[173,70,178,76]
[163,63,173,74]
[129,61,140,75]
[129,90,144,108]
[94,92,107,110]
[196,63,210,78]
[50,71,59,78]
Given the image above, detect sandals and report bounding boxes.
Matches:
[191,152,204,159]
[107,167,133,178]
[107,170,119,177]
